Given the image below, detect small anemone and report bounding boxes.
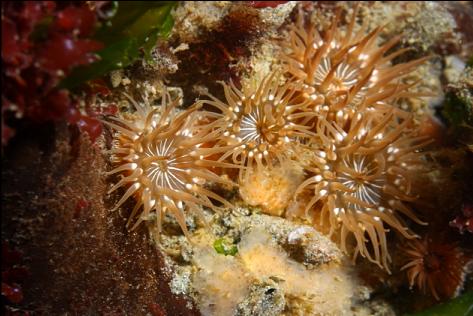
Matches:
[198,71,312,183]
[281,3,429,125]
[401,235,470,300]
[295,108,431,271]
[103,92,237,237]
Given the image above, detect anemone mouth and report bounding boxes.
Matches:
[314,58,361,90]
[235,108,283,147]
[142,138,188,192]
[401,237,468,300]
[313,57,369,108]
[337,154,386,210]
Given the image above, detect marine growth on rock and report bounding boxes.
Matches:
[105,3,434,272]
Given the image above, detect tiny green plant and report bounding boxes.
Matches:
[214,238,238,256]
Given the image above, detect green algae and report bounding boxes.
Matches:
[61,1,176,89]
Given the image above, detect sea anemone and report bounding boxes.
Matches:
[198,71,312,182]
[295,108,430,271]
[401,235,470,300]
[104,92,236,236]
[281,4,428,125]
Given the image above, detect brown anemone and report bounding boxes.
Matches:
[401,235,470,300]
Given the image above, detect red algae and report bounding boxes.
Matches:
[450,204,473,234]
[1,243,29,306]
[1,1,104,146]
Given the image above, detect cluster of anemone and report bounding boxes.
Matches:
[104,4,432,272]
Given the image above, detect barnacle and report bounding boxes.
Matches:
[295,108,430,271]
[282,4,428,125]
[104,93,236,236]
[401,236,469,300]
[199,72,312,181]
